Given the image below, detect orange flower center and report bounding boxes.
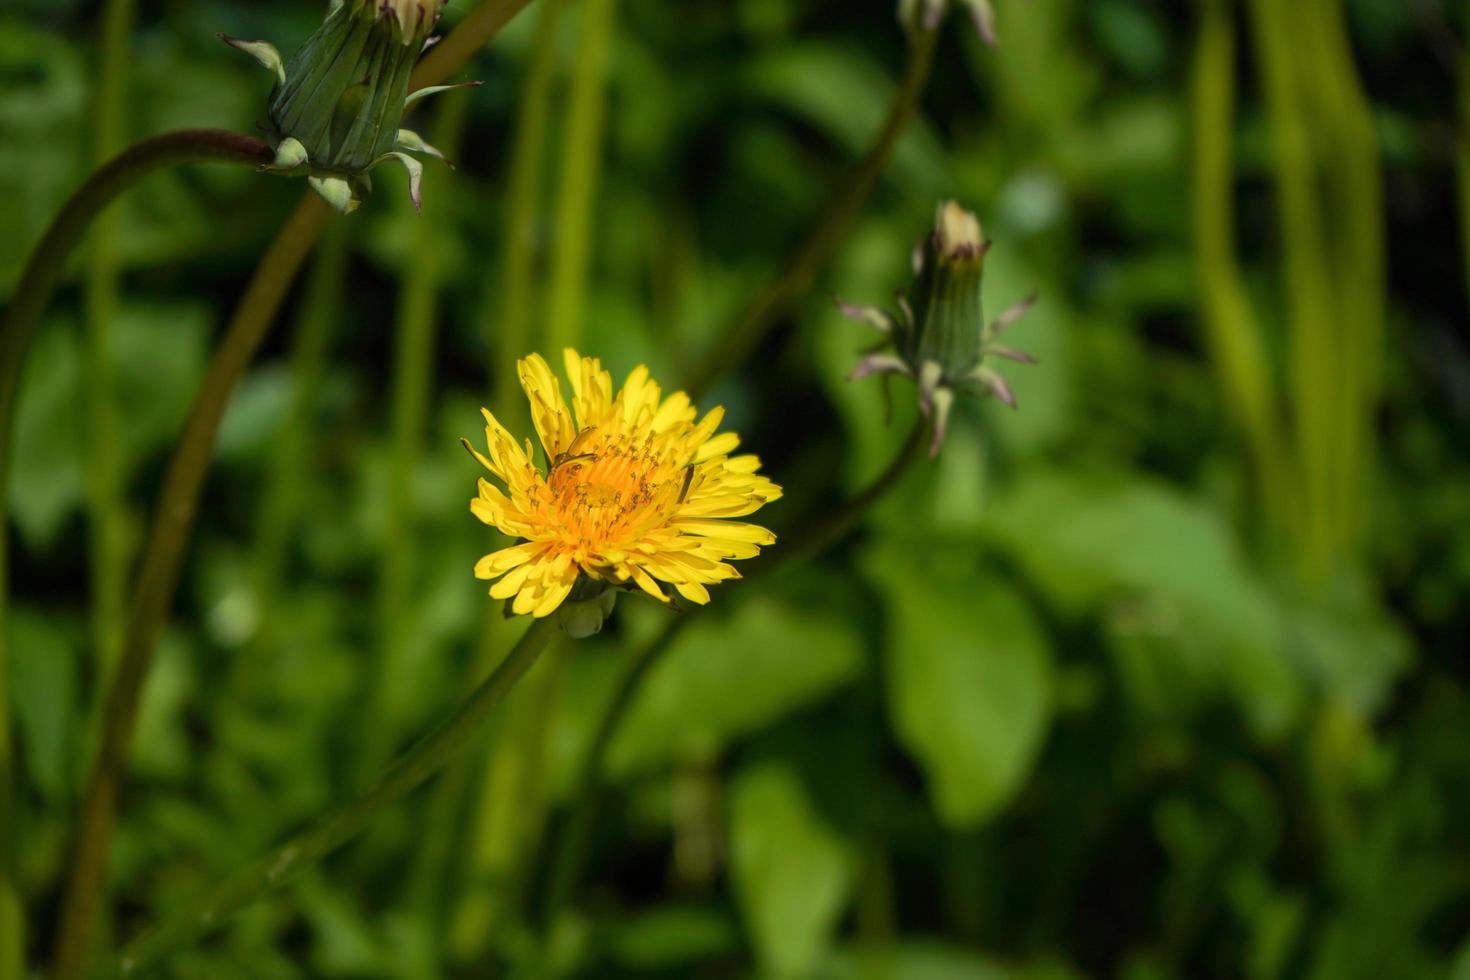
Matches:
[546,434,688,544]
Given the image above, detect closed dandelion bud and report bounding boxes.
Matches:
[910,201,988,379]
[221,0,477,214]
[839,200,1037,456]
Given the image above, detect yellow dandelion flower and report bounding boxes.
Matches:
[464,349,782,619]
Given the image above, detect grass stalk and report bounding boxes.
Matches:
[544,0,618,352]
[50,196,332,980]
[496,0,568,413]
[1189,0,1294,534]
[1247,0,1343,576]
[85,0,139,707]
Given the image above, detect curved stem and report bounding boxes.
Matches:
[44,4,540,973]
[541,419,928,926]
[108,617,559,977]
[0,127,268,980]
[682,27,939,398]
[50,195,331,980]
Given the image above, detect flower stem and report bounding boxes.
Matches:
[107,617,559,977]
[0,126,269,980]
[682,25,939,399]
[50,195,332,980]
[45,4,538,973]
[540,419,928,927]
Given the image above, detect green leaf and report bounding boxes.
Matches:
[607,595,863,777]
[730,763,855,978]
[982,470,1302,738]
[864,541,1052,828]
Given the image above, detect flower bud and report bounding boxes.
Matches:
[839,200,1037,456]
[221,0,476,214]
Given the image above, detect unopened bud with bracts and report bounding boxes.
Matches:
[898,0,1000,44]
[221,0,477,214]
[839,200,1036,456]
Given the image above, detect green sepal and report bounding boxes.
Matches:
[374,151,424,213]
[260,137,310,175]
[218,34,286,84]
[395,129,452,168]
[308,175,361,214]
[404,80,482,107]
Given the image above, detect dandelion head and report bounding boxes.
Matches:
[464,350,782,624]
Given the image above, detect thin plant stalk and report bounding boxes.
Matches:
[544,0,617,352]
[106,617,559,977]
[50,196,332,980]
[250,223,350,644]
[682,24,939,398]
[46,3,538,971]
[369,91,473,767]
[1247,0,1382,576]
[494,0,567,417]
[1189,0,1294,534]
[86,0,139,703]
[1248,0,1340,574]
[0,127,270,980]
[541,419,928,927]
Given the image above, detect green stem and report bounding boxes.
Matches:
[46,5,538,972]
[0,127,269,980]
[85,0,140,708]
[1189,0,1294,536]
[545,0,618,351]
[50,195,332,980]
[682,25,939,398]
[106,617,559,977]
[540,419,928,926]
[494,0,566,414]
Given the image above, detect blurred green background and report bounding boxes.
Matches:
[4,0,1470,976]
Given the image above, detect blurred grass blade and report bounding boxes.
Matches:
[494,0,567,415]
[85,0,138,708]
[1190,0,1293,533]
[1247,0,1382,578]
[250,223,349,644]
[369,91,473,766]
[545,0,618,352]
